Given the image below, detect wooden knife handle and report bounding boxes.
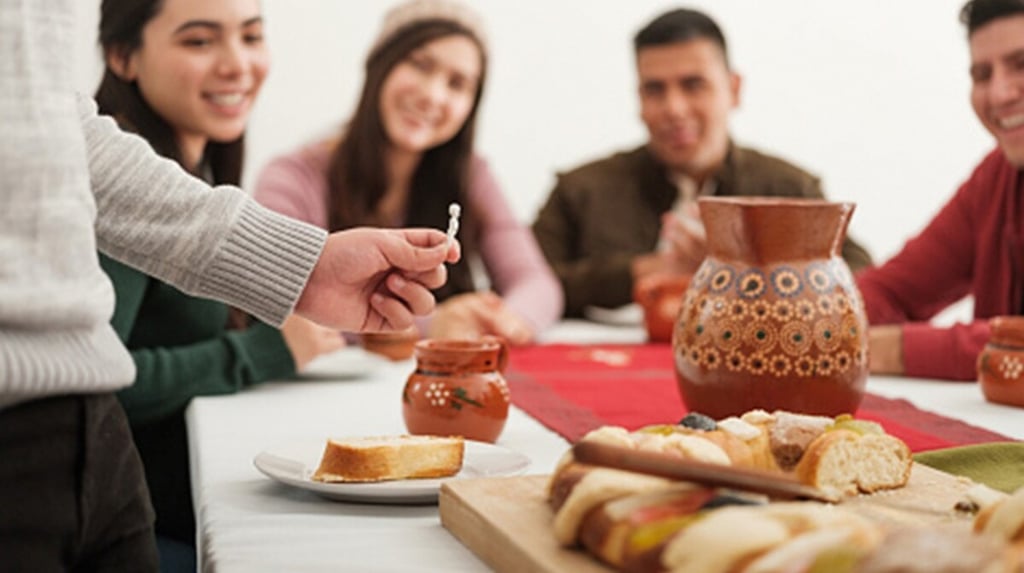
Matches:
[572,441,838,503]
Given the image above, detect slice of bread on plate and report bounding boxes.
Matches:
[312,435,464,483]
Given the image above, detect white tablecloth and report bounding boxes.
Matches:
[187,353,570,572]
[867,375,1024,440]
[187,320,1024,572]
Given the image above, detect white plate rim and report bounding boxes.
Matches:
[253,438,531,504]
[297,346,391,380]
[583,303,644,326]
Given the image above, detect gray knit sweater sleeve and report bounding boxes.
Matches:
[79,97,326,326]
[0,1,326,408]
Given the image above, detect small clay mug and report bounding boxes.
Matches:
[402,336,510,443]
[978,316,1024,407]
[634,273,691,343]
[360,326,420,361]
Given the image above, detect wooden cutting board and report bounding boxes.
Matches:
[439,464,978,573]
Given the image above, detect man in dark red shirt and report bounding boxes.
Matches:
[859,0,1024,380]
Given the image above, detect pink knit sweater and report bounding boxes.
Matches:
[254,141,563,334]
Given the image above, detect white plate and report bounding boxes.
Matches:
[298,346,390,380]
[583,303,644,326]
[253,439,531,504]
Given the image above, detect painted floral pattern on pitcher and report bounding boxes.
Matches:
[678,258,867,379]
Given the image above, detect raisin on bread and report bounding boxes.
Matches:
[311,435,464,483]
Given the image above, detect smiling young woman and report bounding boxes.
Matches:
[255,0,563,346]
[96,0,269,176]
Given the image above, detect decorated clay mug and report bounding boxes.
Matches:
[978,316,1024,408]
[634,272,692,343]
[360,325,420,361]
[402,336,510,443]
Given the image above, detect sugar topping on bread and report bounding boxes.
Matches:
[976,482,1024,542]
[311,435,464,483]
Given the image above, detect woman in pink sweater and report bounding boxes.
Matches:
[255,0,562,344]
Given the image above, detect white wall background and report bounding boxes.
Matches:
[72,0,993,268]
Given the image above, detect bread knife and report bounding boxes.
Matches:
[572,441,840,503]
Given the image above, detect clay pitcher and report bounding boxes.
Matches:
[402,336,510,443]
[673,197,868,418]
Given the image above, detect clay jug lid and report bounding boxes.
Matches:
[990,316,1024,346]
[415,336,503,353]
[413,336,508,371]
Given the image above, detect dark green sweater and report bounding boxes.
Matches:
[103,254,295,422]
[101,254,295,543]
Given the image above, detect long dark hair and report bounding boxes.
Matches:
[326,20,487,300]
[94,0,244,184]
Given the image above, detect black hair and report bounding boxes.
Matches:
[325,20,487,301]
[633,8,729,66]
[94,0,244,184]
[960,0,1024,36]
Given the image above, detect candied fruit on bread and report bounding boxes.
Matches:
[311,435,464,483]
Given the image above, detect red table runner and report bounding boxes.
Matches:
[507,343,1013,453]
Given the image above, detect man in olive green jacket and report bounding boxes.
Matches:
[532,8,871,318]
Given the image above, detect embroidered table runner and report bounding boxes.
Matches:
[508,343,1012,453]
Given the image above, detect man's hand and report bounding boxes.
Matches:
[294,228,460,332]
[659,206,707,274]
[633,206,708,281]
[428,291,534,345]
